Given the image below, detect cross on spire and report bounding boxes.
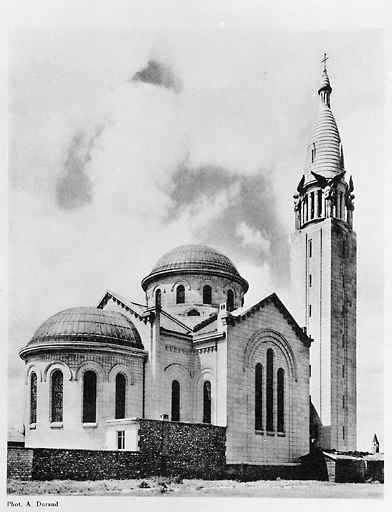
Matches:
[321,53,329,73]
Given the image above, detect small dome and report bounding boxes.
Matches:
[142,244,249,292]
[26,307,143,348]
[318,71,332,93]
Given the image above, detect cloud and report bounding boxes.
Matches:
[164,163,290,287]
[131,60,182,94]
[236,221,271,253]
[56,126,105,210]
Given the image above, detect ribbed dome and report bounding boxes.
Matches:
[142,244,248,291]
[26,307,143,348]
[304,72,343,185]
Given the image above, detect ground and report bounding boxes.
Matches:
[7,477,384,498]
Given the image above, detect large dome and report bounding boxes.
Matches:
[22,307,143,351]
[142,244,248,291]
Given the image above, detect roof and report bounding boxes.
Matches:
[23,307,144,350]
[141,244,249,292]
[227,293,312,347]
[304,71,344,185]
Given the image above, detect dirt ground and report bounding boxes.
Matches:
[7,477,384,499]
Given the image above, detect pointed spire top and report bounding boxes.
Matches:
[321,53,329,73]
[318,53,332,102]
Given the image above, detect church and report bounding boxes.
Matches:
[19,62,357,467]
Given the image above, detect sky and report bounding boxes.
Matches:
[6,27,386,453]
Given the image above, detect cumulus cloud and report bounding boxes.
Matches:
[164,163,290,287]
[56,125,105,210]
[131,60,182,94]
[236,221,271,253]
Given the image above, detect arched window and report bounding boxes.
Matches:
[115,373,126,419]
[277,368,285,432]
[266,349,274,431]
[176,284,185,304]
[255,364,263,430]
[203,381,212,424]
[203,285,212,304]
[227,289,234,312]
[155,289,161,309]
[171,380,180,421]
[51,370,63,423]
[83,371,97,423]
[30,372,37,424]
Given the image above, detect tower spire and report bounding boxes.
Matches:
[321,53,329,73]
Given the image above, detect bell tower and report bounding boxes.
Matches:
[290,56,357,451]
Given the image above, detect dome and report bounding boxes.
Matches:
[304,72,344,185]
[25,307,143,349]
[142,244,249,292]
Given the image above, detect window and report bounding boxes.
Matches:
[117,430,125,450]
[115,373,126,419]
[155,289,161,308]
[266,349,274,431]
[176,284,185,304]
[187,309,200,316]
[51,370,63,423]
[30,372,37,424]
[310,192,315,219]
[203,381,212,424]
[83,371,97,423]
[311,143,316,163]
[203,285,212,304]
[309,304,312,317]
[227,289,234,312]
[171,380,180,421]
[255,364,263,430]
[277,368,285,432]
[342,395,345,409]
[317,190,322,217]
[309,275,312,287]
[309,239,312,257]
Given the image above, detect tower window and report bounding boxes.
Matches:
[171,380,180,421]
[311,143,316,163]
[227,289,234,312]
[318,190,323,217]
[203,285,212,304]
[155,289,161,308]
[51,370,63,423]
[30,372,37,425]
[277,368,285,432]
[309,304,312,317]
[310,192,315,219]
[266,349,274,431]
[203,381,212,424]
[176,284,185,304]
[342,395,345,409]
[255,363,263,430]
[83,370,97,423]
[115,373,126,419]
[309,239,313,257]
[309,275,312,287]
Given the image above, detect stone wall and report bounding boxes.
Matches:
[7,447,34,480]
[8,419,226,481]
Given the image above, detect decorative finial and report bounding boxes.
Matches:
[321,53,329,73]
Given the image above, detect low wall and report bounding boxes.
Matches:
[7,419,227,481]
[7,447,34,480]
[226,463,302,481]
[138,419,226,479]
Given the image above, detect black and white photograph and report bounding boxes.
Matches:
[3,1,388,509]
